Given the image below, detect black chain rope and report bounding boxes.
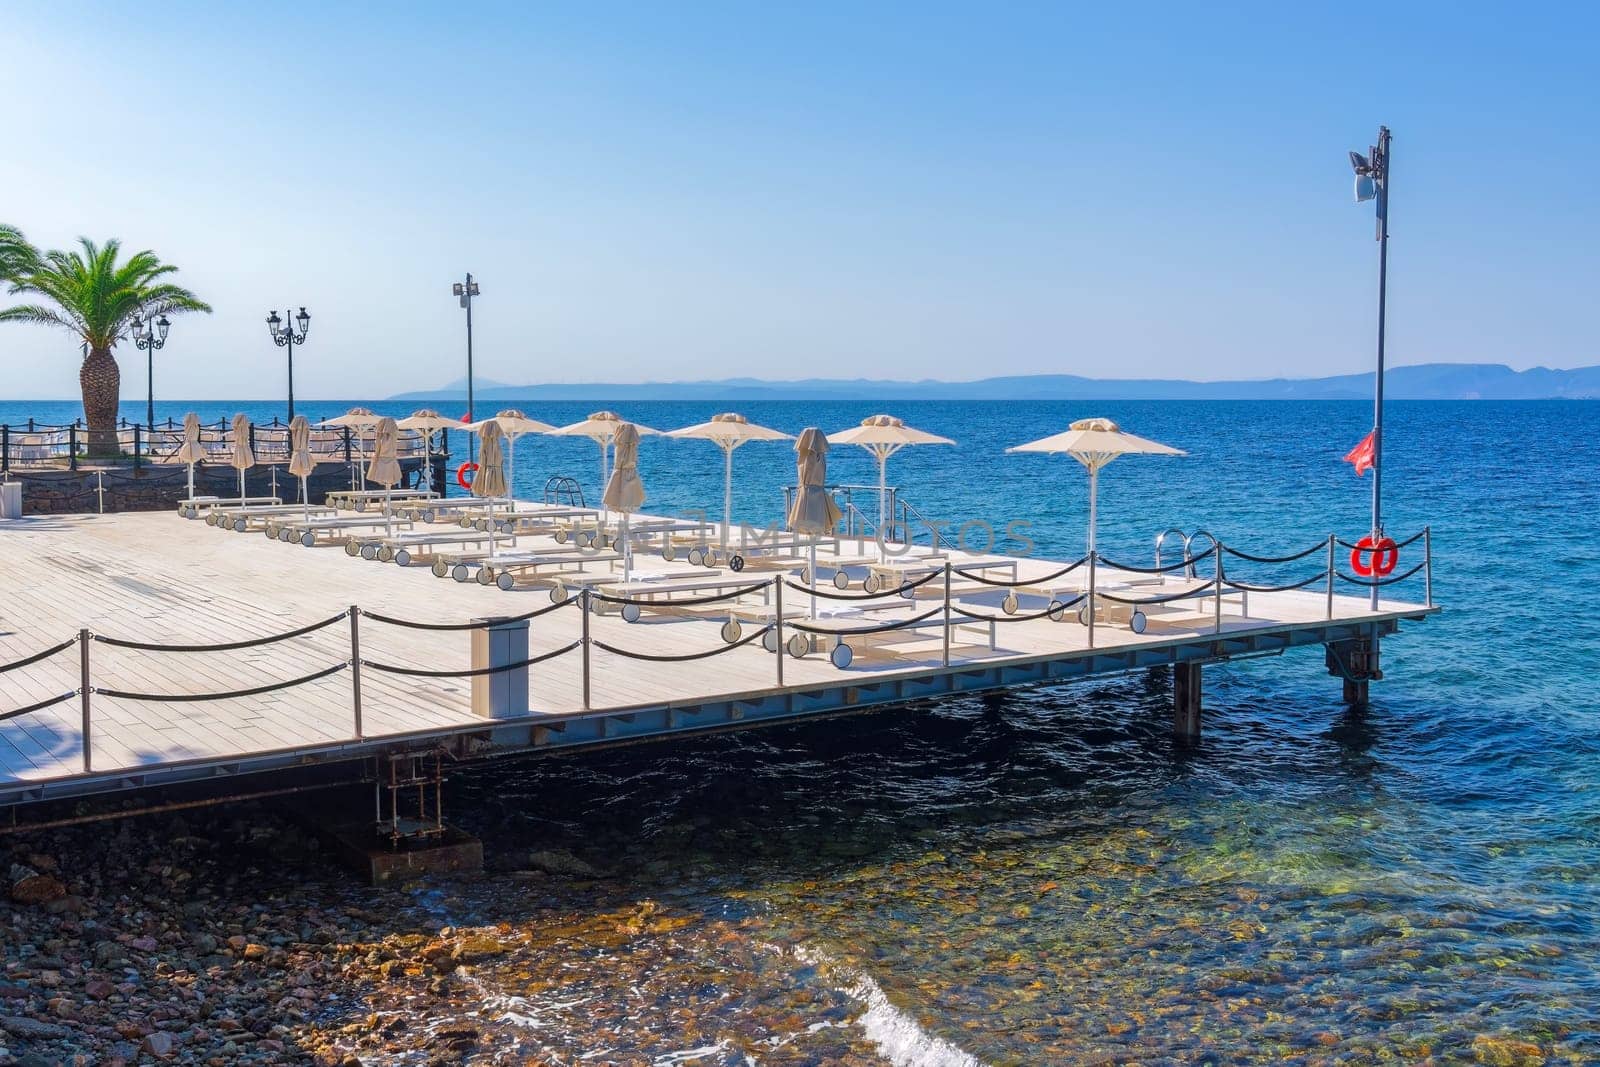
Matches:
[589,581,772,608]
[1335,559,1428,588]
[1223,572,1329,593]
[362,596,576,631]
[94,661,349,703]
[1335,528,1428,551]
[0,691,77,722]
[787,607,944,636]
[593,625,774,662]
[0,637,77,675]
[952,556,1089,587]
[92,611,348,652]
[1095,582,1223,606]
[782,568,942,602]
[1221,541,1328,564]
[949,593,1087,623]
[1096,546,1217,574]
[361,640,583,677]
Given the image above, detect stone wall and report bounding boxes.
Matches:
[5,459,444,515]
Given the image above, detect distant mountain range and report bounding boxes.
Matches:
[390,363,1600,403]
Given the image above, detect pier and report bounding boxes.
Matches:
[0,507,1436,828]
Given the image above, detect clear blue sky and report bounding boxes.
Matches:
[2,1,1595,400]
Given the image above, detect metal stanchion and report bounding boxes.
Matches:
[1214,542,1225,634]
[1326,535,1336,619]
[79,629,92,773]
[942,562,952,667]
[774,576,785,686]
[581,589,592,710]
[349,607,364,739]
[1424,526,1433,607]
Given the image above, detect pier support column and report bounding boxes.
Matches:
[472,616,530,719]
[1326,635,1381,707]
[1173,662,1202,744]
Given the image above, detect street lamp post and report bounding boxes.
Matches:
[452,274,480,460]
[266,306,311,421]
[130,311,171,429]
[1350,127,1391,610]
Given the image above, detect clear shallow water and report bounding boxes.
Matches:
[10,397,1600,1062]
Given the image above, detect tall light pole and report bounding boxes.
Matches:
[266,306,311,422]
[1350,126,1391,610]
[130,311,170,428]
[452,273,481,460]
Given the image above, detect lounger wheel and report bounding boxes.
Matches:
[353,500,366,512]
[263,526,276,540]
[729,555,744,573]
[900,583,916,600]
[787,634,809,659]
[554,529,568,544]
[549,584,568,604]
[761,628,778,653]
[360,543,379,561]
[343,538,361,556]
[476,565,494,585]
[830,643,853,669]
[1002,592,1019,615]
[1047,599,1068,622]
[373,545,392,562]
[452,564,471,582]
[496,571,515,592]
[1130,610,1148,634]
[687,547,703,566]
[662,543,677,562]
[720,620,742,644]
[458,517,473,529]
[431,559,449,578]
[703,553,719,570]
[302,532,317,548]
[420,509,436,523]
[1077,605,1090,626]
[862,574,881,594]
[204,512,217,526]
[621,602,641,624]
[473,518,488,533]
[394,549,411,567]
[833,571,850,590]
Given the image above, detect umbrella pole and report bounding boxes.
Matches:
[186,462,194,502]
[722,446,733,549]
[809,539,818,619]
[301,476,309,522]
[622,515,631,582]
[1088,464,1098,559]
[489,499,497,560]
[877,451,888,561]
[238,468,245,500]
[598,442,607,520]
[385,486,392,537]
[508,435,517,508]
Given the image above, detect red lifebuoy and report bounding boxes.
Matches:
[456,462,478,490]
[1349,535,1398,577]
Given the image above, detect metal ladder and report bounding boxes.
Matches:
[1154,527,1218,579]
[544,475,586,508]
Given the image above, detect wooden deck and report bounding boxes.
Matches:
[0,511,1436,804]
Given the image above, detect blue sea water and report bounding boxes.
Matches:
[8,395,1600,1062]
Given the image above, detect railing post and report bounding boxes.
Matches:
[1,425,8,475]
[581,589,592,710]
[79,629,92,773]
[1325,534,1336,620]
[1214,542,1225,634]
[349,606,364,739]
[1419,526,1432,607]
[942,561,952,667]
[774,576,784,685]
[133,424,142,471]
[69,425,78,471]
[1086,551,1096,648]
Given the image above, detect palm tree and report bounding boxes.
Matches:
[0,223,37,282]
[1,237,210,455]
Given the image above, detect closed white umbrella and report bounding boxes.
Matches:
[602,423,646,582]
[229,414,256,500]
[787,428,843,618]
[1006,417,1185,558]
[464,409,558,502]
[828,414,954,556]
[550,411,661,513]
[667,413,792,549]
[473,421,509,559]
[287,415,315,521]
[366,417,403,536]
[175,412,205,501]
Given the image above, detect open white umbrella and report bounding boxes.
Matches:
[550,411,661,513]
[465,409,557,502]
[473,421,509,559]
[319,407,384,490]
[398,409,464,497]
[668,413,792,550]
[602,423,646,582]
[229,413,255,501]
[287,415,315,522]
[1006,417,1185,559]
[366,417,403,536]
[174,412,205,501]
[828,414,954,555]
[787,428,844,618]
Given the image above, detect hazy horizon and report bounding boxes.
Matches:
[3,3,1597,402]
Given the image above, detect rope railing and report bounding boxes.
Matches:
[1095,547,1217,575]
[1223,572,1330,594]
[951,594,1085,623]
[362,640,583,678]
[90,611,348,652]
[952,555,1090,587]
[0,691,77,723]
[593,625,775,663]
[361,597,576,631]
[0,637,77,675]
[1335,528,1429,551]
[1336,559,1429,588]
[787,607,944,637]
[782,569,942,601]
[93,661,349,703]
[1095,581,1224,607]
[1221,542,1327,565]
[588,582,771,608]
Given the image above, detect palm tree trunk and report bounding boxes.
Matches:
[80,344,121,457]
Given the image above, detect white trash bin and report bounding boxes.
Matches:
[0,482,22,520]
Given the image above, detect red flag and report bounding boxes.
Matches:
[1343,431,1376,477]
